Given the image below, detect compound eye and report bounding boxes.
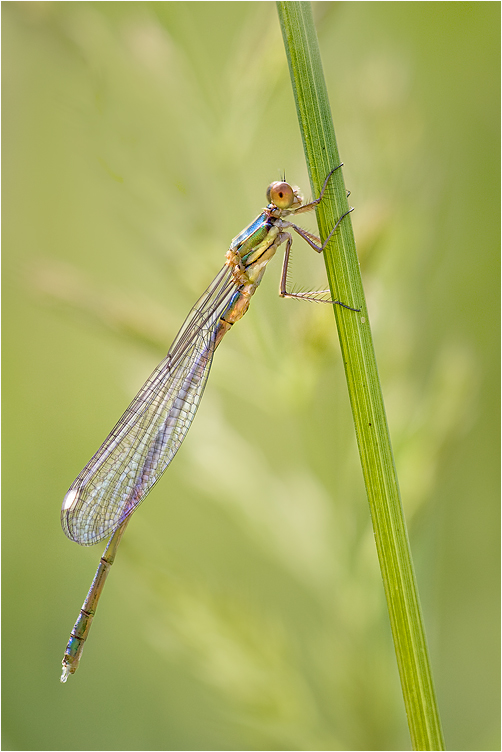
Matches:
[266,181,294,209]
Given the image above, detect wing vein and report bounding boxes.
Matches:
[62,265,235,545]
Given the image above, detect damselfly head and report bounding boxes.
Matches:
[266,181,302,210]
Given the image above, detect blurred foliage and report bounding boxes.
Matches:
[2,2,499,751]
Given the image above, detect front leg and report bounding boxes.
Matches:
[292,163,344,216]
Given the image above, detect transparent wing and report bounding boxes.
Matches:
[62,265,235,546]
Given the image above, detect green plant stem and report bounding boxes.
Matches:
[276,3,445,750]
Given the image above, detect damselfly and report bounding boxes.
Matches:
[60,164,359,682]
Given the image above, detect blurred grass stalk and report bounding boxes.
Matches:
[276,3,445,750]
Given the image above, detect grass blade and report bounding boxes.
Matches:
[276,3,445,749]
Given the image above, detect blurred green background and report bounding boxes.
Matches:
[2,2,499,750]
